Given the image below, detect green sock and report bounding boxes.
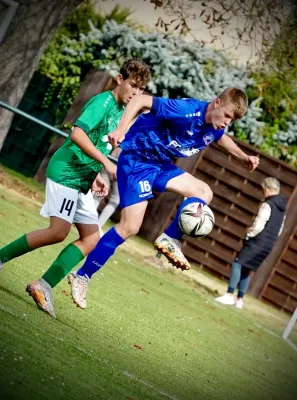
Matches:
[42,244,84,288]
[0,234,31,263]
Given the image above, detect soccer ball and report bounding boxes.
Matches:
[178,202,215,238]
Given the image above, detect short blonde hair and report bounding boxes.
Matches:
[218,87,248,119]
[261,177,280,193]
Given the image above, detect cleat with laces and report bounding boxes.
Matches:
[26,279,56,318]
[154,233,191,271]
[68,271,89,309]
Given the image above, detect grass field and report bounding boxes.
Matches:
[1,181,297,400]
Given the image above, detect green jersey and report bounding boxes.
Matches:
[46,91,125,193]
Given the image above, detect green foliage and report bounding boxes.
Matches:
[38,2,134,125]
[233,8,297,165]
[38,17,248,126]
[57,1,136,39]
[36,1,297,167]
[237,70,297,165]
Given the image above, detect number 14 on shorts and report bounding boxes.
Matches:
[60,198,75,216]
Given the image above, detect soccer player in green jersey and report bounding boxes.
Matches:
[0,58,151,317]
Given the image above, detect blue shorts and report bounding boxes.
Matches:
[117,151,184,209]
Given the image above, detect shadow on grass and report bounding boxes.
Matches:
[0,284,33,306]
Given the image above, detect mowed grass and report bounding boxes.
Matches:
[0,186,297,400]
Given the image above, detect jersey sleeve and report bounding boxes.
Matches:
[213,130,225,142]
[151,97,200,119]
[74,94,107,134]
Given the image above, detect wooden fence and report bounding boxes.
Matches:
[139,142,297,313]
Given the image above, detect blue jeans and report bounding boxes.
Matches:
[227,262,250,298]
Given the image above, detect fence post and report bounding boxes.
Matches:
[282,307,297,339]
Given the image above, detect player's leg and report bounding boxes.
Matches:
[29,189,100,311]
[0,216,71,268]
[0,179,77,269]
[28,221,100,316]
[24,218,73,319]
[69,201,148,308]
[68,152,155,308]
[164,172,212,239]
[77,201,147,278]
[153,168,213,270]
[67,182,145,308]
[166,172,213,203]
[67,222,100,309]
[25,180,80,317]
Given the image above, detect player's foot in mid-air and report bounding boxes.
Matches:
[68,271,89,309]
[154,233,191,270]
[26,279,56,318]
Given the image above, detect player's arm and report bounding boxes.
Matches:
[217,133,259,171]
[109,95,153,146]
[71,127,116,180]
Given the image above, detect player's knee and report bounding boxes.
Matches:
[129,225,140,237]
[87,231,100,251]
[190,181,213,204]
[203,183,213,204]
[50,230,68,244]
[124,226,140,237]
[117,222,139,239]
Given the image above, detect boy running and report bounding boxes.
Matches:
[0,58,151,318]
[68,88,260,309]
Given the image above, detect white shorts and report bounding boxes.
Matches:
[40,179,98,225]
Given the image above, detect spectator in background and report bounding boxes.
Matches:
[216,177,287,310]
[93,147,121,235]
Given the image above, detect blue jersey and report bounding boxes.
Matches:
[120,97,225,163]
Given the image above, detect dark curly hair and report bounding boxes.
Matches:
[120,58,151,87]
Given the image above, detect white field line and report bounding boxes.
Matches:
[123,371,180,400]
[75,345,181,400]
[255,322,297,353]
[0,303,181,400]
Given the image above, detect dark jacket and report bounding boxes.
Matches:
[236,194,287,271]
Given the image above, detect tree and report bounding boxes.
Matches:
[267,8,297,88]
[139,0,297,64]
[38,3,136,124]
[39,19,248,112]
[59,2,136,40]
[0,0,82,151]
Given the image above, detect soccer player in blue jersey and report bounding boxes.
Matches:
[68,88,259,309]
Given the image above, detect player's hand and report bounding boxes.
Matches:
[108,129,125,147]
[92,174,108,197]
[242,155,259,171]
[103,160,117,181]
